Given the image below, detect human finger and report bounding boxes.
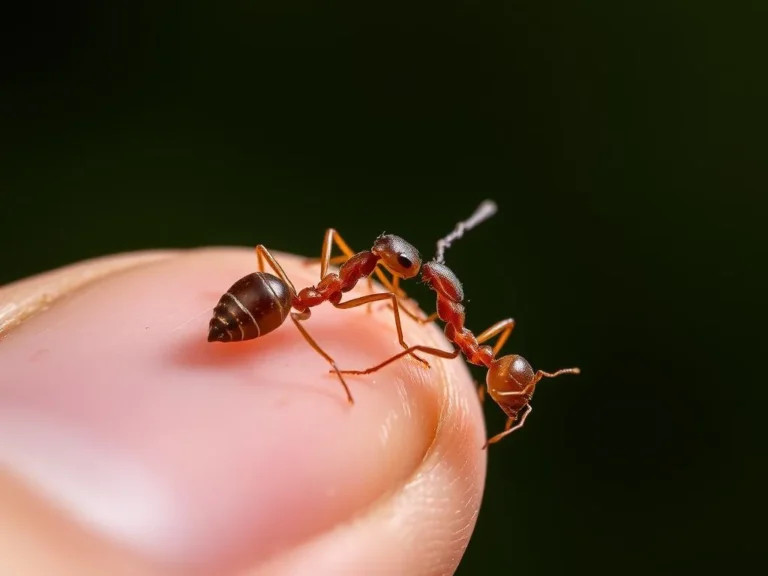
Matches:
[0,248,487,575]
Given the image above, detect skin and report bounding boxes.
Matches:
[0,248,487,576]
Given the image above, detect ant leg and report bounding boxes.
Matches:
[369,270,428,319]
[371,274,407,315]
[335,345,460,376]
[304,255,348,268]
[303,228,356,271]
[383,300,439,325]
[318,228,358,279]
[364,267,409,313]
[289,312,354,405]
[477,382,486,404]
[405,309,440,325]
[371,265,409,299]
[318,229,409,300]
[315,229,409,310]
[533,367,581,384]
[475,318,516,357]
[326,230,416,307]
[333,292,431,367]
[491,368,579,400]
[482,404,533,449]
[494,382,537,398]
[481,370,580,448]
[255,245,298,296]
[319,229,377,312]
[364,277,377,314]
[382,299,434,324]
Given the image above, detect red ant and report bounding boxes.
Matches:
[334,200,581,449]
[207,229,430,405]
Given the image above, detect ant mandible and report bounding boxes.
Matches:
[207,229,430,405]
[334,200,581,449]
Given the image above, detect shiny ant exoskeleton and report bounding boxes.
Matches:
[335,200,581,448]
[208,229,429,405]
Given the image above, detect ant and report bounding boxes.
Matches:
[334,200,581,449]
[207,229,431,405]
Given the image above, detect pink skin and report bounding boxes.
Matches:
[0,248,487,575]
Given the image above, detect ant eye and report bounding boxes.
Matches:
[397,254,413,268]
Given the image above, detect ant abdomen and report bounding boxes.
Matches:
[487,354,535,414]
[208,272,292,343]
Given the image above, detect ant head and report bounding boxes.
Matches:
[372,234,422,279]
[422,261,465,302]
[486,354,535,397]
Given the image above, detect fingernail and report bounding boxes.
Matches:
[0,249,453,573]
[0,250,177,337]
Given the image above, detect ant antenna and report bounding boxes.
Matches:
[434,199,498,263]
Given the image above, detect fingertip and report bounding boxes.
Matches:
[0,247,487,575]
[244,251,488,574]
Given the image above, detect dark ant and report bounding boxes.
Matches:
[207,229,430,405]
[334,200,581,448]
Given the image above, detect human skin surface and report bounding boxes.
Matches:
[0,248,487,576]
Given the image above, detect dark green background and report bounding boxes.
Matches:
[2,1,764,574]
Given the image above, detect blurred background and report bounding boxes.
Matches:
[2,1,764,574]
